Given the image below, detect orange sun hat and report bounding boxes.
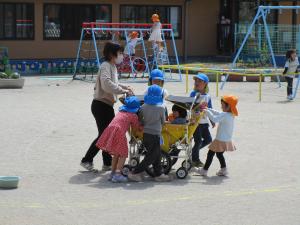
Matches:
[130,31,138,38]
[222,95,239,116]
[151,14,160,22]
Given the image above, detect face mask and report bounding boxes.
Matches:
[115,54,124,64]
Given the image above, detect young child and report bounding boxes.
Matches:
[283,49,299,100]
[146,69,169,119]
[197,95,238,177]
[125,31,143,56]
[128,85,171,182]
[96,96,141,183]
[149,14,163,52]
[168,104,187,124]
[190,73,214,168]
[147,69,169,98]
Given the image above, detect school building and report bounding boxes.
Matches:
[1,0,300,61]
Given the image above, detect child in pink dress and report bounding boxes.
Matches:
[96,96,141,183]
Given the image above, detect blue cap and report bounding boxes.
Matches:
[144,85,163,105]
[193,73,209,83]
[150,69,164,81]
[119,96,141,113]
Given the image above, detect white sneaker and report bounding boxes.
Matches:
[80,162,94,171]
[287,95,294,100]
[216,168,228,176]
[197,168,208,176]
[102,165,111,172]
[154,174,172,182]
[111,173,128,183]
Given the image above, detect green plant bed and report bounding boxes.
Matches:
[0,72,24,89]
[66,67,73,74]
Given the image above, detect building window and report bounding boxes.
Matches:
[237,1,277,24]
[44,4,112,40]
[120,5,182,39]
[0,3,34,40]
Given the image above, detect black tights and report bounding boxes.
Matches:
[81,100,113,166]
[203,150,226,170]
[285,77,293,96]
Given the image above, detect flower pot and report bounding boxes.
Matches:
[0,176,20,189]
[227,75,244,82]
[246,75,265,82]
[0,78,25,89]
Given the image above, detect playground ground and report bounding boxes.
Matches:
[1,75,300,225]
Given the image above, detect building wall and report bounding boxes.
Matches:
[277,1,293,24]
[186,0,219,56]
[2,0,220,59]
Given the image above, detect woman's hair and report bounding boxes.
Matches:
[286,49,297,60]
[103,42,124,61]
[172,104,187,118]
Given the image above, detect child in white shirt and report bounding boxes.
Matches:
[283,49,299,100]
[125,31,143,56]
[197,95,238,177]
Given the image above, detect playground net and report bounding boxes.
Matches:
[234,23,300,67]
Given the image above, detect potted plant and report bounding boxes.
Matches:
[0,70,25,89]
[0,47,25,89]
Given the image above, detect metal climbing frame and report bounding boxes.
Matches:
[73,22,182,81]
[222,5,300,98]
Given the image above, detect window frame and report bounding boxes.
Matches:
[119,4,182,40]
[0,2,35,41]
[235,0,278,24]
[43,3,112,40]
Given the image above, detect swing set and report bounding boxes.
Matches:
[72,22,182,81]
[222,5,300,99]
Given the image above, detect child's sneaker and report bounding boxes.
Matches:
[196,168,208,176]
[216,168,228,176]
[127,172,143,182]
[154,174,172,182]
[111,173,128,183]
[108,172,115,181]
[102,165,111,172]
[80,162,94,171]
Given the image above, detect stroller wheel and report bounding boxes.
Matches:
[181,160,192,171]
[176,167,188,179]
[121,164,131,177]
[130,157,139,168]
[145,150,172,177]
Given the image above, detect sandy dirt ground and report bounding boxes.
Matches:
[0,75,300,225]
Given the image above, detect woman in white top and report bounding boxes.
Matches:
[197,95,238,177]
[80,42,134,172]
[283,49,299,100]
